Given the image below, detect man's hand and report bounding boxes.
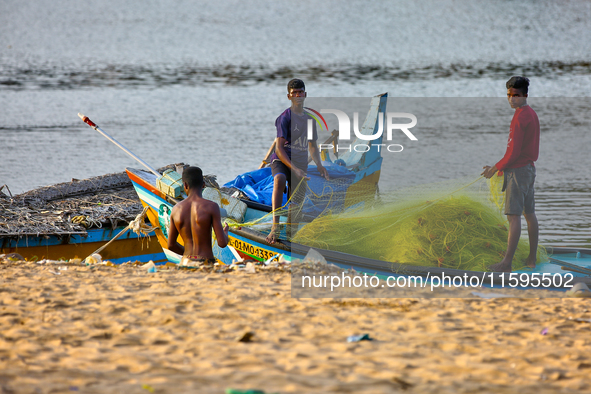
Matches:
[223,222,229,235]
[318,165,330,180]
[481,165,498,179]
[293,167,310,181]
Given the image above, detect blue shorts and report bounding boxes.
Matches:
[503,164,536,215]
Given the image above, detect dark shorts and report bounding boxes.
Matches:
[503,164,536,215]
[271,160,291,182]
[270,160,307,218]
[271,160,306,192]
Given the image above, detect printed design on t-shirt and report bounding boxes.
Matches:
[289,116,309,153]
[289,108,326,153]
[506,124,514,147]
[272,107,327,170]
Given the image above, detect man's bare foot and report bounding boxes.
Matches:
[265,226,279,244]
[488,261,512,273]
[524,256,536,269]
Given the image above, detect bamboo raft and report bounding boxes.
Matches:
[1,165,176,238]
[0,164,216,262]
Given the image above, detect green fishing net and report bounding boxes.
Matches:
[287,174,545,271]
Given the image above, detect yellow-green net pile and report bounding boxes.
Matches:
[291,174,546,272]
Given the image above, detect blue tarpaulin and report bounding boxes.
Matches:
[223,162,356,217]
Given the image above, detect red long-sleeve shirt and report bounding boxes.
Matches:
[495,105,540,171]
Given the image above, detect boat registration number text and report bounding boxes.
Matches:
[229,238,278,261]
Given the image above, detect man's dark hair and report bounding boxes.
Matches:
[182,166,204,189]
[506,76,529,95]
[287,78,305,92]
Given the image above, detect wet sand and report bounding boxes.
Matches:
[1,258,590,394]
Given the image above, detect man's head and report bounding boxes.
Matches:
[506,76,529,109]
[287,79,306,105]
[182,166,204,191]
[287,78,305,92]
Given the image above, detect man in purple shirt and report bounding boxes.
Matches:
[266,79,329,244]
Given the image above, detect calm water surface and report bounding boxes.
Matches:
[1,0,590,247]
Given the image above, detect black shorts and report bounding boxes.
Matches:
[270,160,306,199]
[271,160,306,185]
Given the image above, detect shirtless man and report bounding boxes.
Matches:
[482,76,540,273]
[167,166,229,265]
[265,79,329,244]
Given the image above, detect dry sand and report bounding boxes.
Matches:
[1,258,590,394]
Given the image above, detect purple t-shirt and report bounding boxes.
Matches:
[270,108,318,171]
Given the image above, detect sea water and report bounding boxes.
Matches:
[1,0,590,248]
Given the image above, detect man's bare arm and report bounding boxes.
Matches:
[211,205,229,248]
[309,141,329,180]
[167,212,184,255]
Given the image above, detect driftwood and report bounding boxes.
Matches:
[0,164,219,238]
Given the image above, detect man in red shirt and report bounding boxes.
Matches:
[482,76,540,273]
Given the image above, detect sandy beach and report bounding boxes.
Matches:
[1,257,590,394]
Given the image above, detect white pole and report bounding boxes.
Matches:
[78,113,161,177]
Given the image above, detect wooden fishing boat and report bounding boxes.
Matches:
[128,161,591,291]
[0,169,168,264]
[128,164,591,292]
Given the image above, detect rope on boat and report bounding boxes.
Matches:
[83,206,154,264]
[129,206,156,236]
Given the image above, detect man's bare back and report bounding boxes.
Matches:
[167,167,228,259]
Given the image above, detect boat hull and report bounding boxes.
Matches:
[0,168,175,264]
[1,227,165,264]
[128,164,591,291]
